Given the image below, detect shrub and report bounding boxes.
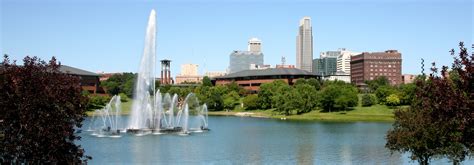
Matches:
[361,94,377,107]
[386,94,401,106]
[119,93,129,102]
[243,94,259,110]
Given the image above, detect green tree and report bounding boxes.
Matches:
[273,85,294,115]
[361,94,376,107]
[243,94,259,110]
[366,76,390,92]
[1,55,90,163]
[385,94,400,106]
[257,80,287,109]
[375,85,397,104]
[293,84,318,114]
[319,81,358,112]
[223,91,239,110]
[202,76,212,87]
[335,87,358,110]
[398,83,416,105]
[319,85,340,112]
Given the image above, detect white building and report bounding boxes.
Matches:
[296,16,313,72]
[336,48,360,74]
[248,38,262,52]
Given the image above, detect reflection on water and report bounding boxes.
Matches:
[78,116,472,164]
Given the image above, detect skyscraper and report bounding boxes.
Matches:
[296,16,313,72]
[229,38,264,73]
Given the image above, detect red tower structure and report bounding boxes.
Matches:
[160,59,171,85]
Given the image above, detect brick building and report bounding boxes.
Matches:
[350,50,402,85]
[59,65,106,95]
[215,68,319,92]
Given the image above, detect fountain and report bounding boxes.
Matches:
[124,9,209,135]
[88,95,123,138]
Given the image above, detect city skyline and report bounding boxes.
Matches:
[1,0,472,77]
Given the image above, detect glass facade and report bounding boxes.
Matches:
[229,51,264,73]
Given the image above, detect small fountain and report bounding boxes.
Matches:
[88,95,123,138]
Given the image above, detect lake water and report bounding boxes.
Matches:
[78,116,472,164]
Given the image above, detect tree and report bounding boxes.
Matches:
[361,94,376,107]
[223,91,239,110]
[293,84,318,114]
[385,94,400,106]
[366,76,390,92]
[202,76,212,87]
[101,72,136,97]
[375,85,397,104]
[257,80,287,109]
[319,82,358,112]
[243,94,259,110]
[0,55,90,163]
[386,42,473,164]
[398,83,416,105]
[272,85,295,115]
[334,87,358,110]
[319,84,340,112]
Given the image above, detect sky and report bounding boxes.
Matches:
[1,0,473,77]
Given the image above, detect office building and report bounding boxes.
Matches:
[228,38,264,73]
[350,50,402,85]
[296,17,313,72]
[312,51,338,76]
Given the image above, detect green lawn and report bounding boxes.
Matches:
[208,104,400,122]
[88,99,400,122]
[86,101,133,116]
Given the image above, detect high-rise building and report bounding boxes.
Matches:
[336,48,360,74]
[229,38,264,74]
[296,16,313,72]
[350,50,402,85]
[312,50,339,76]
[312,57,337,76]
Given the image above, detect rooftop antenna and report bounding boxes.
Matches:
[281,56,286,66]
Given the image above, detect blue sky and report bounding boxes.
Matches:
[1,0,472,76]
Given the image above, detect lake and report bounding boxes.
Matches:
[78,116,471,164]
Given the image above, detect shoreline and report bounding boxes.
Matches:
[86,102,397,122]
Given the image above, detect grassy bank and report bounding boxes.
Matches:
[86,101,133,116]
[208,104,398,122]
[87,100,398,122]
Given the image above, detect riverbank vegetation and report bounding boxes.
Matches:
[1,55,90,163]
[386,42,473,164]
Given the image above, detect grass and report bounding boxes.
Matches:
[87,98,401,122]
[86,100,133,116]
[208,104,400,122]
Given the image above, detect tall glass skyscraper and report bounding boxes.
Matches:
[296,17,313,72]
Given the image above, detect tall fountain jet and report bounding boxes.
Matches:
[129,10,157,129]
[125,10,209,135]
